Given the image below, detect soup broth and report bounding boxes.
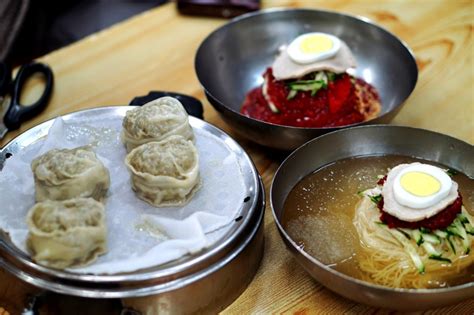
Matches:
[282,155,474,288]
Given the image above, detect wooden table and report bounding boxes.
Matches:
[1,1,473,314]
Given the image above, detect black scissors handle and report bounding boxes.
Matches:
[4,62,54,130]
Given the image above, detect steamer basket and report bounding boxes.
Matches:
[0,107,265,313]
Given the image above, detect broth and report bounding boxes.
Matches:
[282,155,474,288]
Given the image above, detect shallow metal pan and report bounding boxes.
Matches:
[271,125,473,310]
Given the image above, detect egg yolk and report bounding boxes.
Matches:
[400,171,441,197]
[300,35,334,54]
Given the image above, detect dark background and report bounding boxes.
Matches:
[5,0,260,65]
[10,0,168,65]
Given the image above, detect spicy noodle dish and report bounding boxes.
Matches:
[241,32,381,127]
[282,155,473,289]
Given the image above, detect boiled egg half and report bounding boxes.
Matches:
[381,163,458,222]
[393,163,452,209]
[287,32,341,64]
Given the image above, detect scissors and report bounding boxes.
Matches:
[0,61,54,140]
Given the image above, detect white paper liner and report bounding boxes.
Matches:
[0,112,247,274]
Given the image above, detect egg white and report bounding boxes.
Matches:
[393,163,452,209]
[287,32,341,65]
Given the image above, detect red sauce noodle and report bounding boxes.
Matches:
[240,68,381,127]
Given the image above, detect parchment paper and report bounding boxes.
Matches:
[0,113,247,274]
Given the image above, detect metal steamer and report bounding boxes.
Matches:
[0,107,265,314]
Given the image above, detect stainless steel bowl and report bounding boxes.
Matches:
[271,125,474,310]
[195,8,418,150]
[0,107,265,314]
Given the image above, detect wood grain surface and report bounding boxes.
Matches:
[0,0,473,314]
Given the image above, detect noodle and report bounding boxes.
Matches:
[282,155,474,289]
[353,193,474,289]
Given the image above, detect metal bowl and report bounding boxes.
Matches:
[271,125,474,310]
[195,8,418,150]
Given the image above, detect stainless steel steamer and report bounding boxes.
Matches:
[0,107,265,314]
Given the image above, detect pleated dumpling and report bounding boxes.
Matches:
[31,146,110,202]
[125,135,200,207]
[26,198,107,269]
[122,97,194,152]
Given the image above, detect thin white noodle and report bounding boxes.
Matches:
[353,194,473,288]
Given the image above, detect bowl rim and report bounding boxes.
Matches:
[270,124,474,294]
[195,7,419,131]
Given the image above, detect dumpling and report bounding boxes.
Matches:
[125,135,200,207]
[26,198,107,269]
[122,96,194,152]
[31,146,110,202]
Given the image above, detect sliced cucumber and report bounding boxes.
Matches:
[412,230,423,246]
[267,101,280,113]
[409,250,425,274]
[466,224,474,236]
[369,194,382,204]
[429,255,452,263]
[447,235,456,254]
[314,71,328,86]
[422,242,441,257]
[391,229,424,273]
[445,168,459,177]
[453,218,471,254]
[447,225,463,239]
[397,228,412,240]
[458,213,469,224]
[434,230,448,239]
[421,232,441,245]
[458,213,474,235]
[420,227,431,234]
[289,81,324,91]
[287,90,297,100]
[327,72,336,82]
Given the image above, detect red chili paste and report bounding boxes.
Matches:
[240,68,381,127]
[378,195,463,230]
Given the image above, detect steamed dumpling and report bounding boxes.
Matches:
[31,146,110,202]
[125,135,200,207]
[122,97,194,152]
[26,198,107,269]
